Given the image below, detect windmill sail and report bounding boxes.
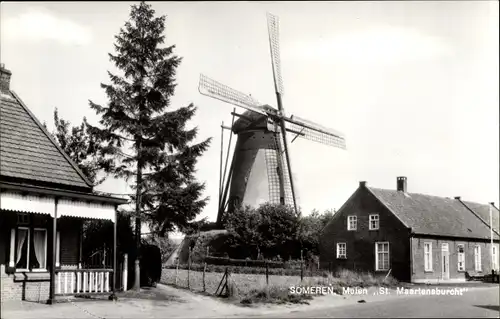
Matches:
[267,13,284,95]
[198,74,266,115]
[284,114,347,149]
[264,132,293,207]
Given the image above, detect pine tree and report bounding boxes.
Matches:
[88,2,211,290]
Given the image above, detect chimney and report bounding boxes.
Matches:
[0,64,12,94]
[397,176,407,192]
[359,181,367,188]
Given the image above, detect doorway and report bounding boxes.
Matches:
[441,243,450,280]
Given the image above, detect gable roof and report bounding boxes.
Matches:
[367,187,500,241]
[0,90,93,190]
[460,200,500,234]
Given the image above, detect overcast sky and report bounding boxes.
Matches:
[1,1,498,236]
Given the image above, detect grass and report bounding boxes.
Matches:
[161,268,399,305]
[302,269,400,290]
[240,284,313,305]
[116,287,181,302]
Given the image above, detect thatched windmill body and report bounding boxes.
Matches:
[199,14,347,226]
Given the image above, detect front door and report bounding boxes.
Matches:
[441,243,450,280]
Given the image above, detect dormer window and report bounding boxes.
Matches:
[347,216,357,231]
[369,214,379,230]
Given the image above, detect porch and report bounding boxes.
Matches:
[0,182,128,303]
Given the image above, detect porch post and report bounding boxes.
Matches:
[49,197,59,305]
[110,205,118,300]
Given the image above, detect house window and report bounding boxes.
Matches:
[493,246,498,271]
[347,216,357,231]
[457,245,465,272]
[375,242,390,271]
[369,214,379,230]
[474,245,481,272]
[337,243,346,259]
[13,227,48,272]
[424,242,433,272]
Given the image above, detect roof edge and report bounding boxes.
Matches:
[409,231,500,241]
[366,186,411,229]
[456,198,500,237]
[320,187,361,234]
[10,91,94,188]
[0,181,128,205]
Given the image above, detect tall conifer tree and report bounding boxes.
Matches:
[88,1,211,290]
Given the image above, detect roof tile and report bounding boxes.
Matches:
[368,187,499,240]
[0,91,92,189]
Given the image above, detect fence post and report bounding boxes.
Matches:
[123,253,128,291]
[265,260,269,287]
[300,250,304,282]
[203,247,208,293]
[188,246,192,290]
[175,257,179,286]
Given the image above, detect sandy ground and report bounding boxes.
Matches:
[1,283,496,319]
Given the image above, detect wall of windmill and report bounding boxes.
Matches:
[227,129,294,209]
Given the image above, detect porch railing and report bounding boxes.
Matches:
[55,269,113,295]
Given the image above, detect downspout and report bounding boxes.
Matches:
[409,228,413,283]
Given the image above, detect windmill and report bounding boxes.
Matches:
[199,13,347,226]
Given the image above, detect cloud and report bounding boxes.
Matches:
[286,26,452,67]
[1,7,92,46]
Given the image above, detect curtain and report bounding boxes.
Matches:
[33,230,46,269]
[16,228,28,264]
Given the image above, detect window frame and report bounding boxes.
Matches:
[375,242,390,271]
[347,215,357,231]
[31,228,48,272]
[336,242,347,259]
[474,245,482,272]
[10,213,51,273]
[457,244,465,272]
[15,226,31,272]
[424,242,433,272]
[369,214,380,230]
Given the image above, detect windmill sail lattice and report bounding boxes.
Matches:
[264,134,293,206]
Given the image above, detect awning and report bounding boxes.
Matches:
[0,191,116,222]
[58,198,116,223]
[0,191,55,217]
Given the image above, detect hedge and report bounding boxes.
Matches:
[203,256,308,269]
[163,263,327,277]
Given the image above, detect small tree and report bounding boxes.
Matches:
[44,108,108,186]
[223,205,263,259]
[257,203,301,259]
[44,109,135,265]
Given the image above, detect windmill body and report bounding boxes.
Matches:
[227,109,294,212]
[199,13,347,226]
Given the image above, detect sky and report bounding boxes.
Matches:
[1,1,499,238]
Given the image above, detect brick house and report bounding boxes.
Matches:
[319,176,500,283]
[0,64,127,303]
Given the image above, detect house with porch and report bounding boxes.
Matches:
[0,64,128,303]
[319,176,500,283]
